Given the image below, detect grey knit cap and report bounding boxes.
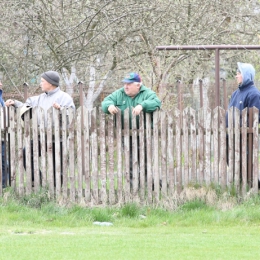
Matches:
[41,71,60,87]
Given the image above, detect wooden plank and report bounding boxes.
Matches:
[38,107,46,188]
[32,107,40,192]
[167,110,174,195]
[83,107,90,202]
[146,113,153,203]
[53,108,61,197]
[182,108,189,186]
[227,107,234,187]
[131,112,139,202]
[160,110,167,197]
[241,108,247,196]
[24,109,32,195]
[9,106,16,189]
[91,108,99,204]
[219,107,227,188]
[153,110,160,202]
[61,108,68,200]
[138,112,145,201]
[204,107,211,185]
[190,108,197,183]
[116,110,123,203]
[17,107,24,195]
[46,108,54,197]
[68,109,75,202]
[198,108,204,184]
[99,109,107,204]
[76,107,83,202]
[212,107,219,184]
[107,113,115,204]
[234,107,240,191]
[252,107,259,193]
[123,108,131,202]
[175,109,182,194]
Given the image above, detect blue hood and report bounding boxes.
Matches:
[237,62,255,88]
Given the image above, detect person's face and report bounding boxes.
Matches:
[235,71,243,85]
[40,78,53,92]
[124,82,141,97]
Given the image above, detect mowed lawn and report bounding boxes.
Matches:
[1,188,260,260]
[1,225,260,260]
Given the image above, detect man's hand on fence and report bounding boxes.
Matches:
[108,105,119,115]
[53,102,61,110]
[5,99,15,107]
[132,105,143,115]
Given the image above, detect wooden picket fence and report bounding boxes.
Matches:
[0,106,259,204]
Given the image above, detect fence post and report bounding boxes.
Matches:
[199,79,203,108]
[78,81,85,177]
[23,82,29,101]
[215,48,220,107]
[248,108,253,187]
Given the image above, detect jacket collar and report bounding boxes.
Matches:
[238,81,254,91]
[45,87,60,96]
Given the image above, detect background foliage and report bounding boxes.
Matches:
[1,0,260,108]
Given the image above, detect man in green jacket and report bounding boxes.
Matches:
[101,72,161,190]
[101,72,161,117]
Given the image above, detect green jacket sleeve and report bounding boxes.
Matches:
[139,91,161,113]
[101,90,119,114]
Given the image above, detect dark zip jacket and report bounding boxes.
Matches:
[226,62,260,125]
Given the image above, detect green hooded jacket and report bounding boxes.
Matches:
[101,85,161,115]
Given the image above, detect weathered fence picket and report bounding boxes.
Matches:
[153,110,160,202]
[76,108,83,202]
[252,107,259,193]
[61,108,68,200]
[91,108,99,204]
[190,108,196,183]
[160,110,167,197]
[183,108,189,187]
[0,106,259,204]
[146,112,153,203]
[123,108,131,202]
[219,107,227,188]
[198,108,204,184]
[213,107,219,183]
[116,111,123,204]
[167,110,174,195]
[175,109,182,194]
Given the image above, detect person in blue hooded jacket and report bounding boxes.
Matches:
[226,62,260,187]
[226,62,260,125]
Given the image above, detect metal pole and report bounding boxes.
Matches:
[156,45,260,50]
[222,79,227,110]
[215,48,220,107]
[199,79,203,108]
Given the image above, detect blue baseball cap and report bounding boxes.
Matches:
[122,72,141,83]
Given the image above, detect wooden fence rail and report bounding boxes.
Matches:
[0,106,259,204]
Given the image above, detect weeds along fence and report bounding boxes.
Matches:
[0,106,259,204]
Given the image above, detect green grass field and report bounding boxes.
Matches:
[1,226,260,260]
[1,188,260,260]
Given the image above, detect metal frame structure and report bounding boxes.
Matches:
[156,45,260,107]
